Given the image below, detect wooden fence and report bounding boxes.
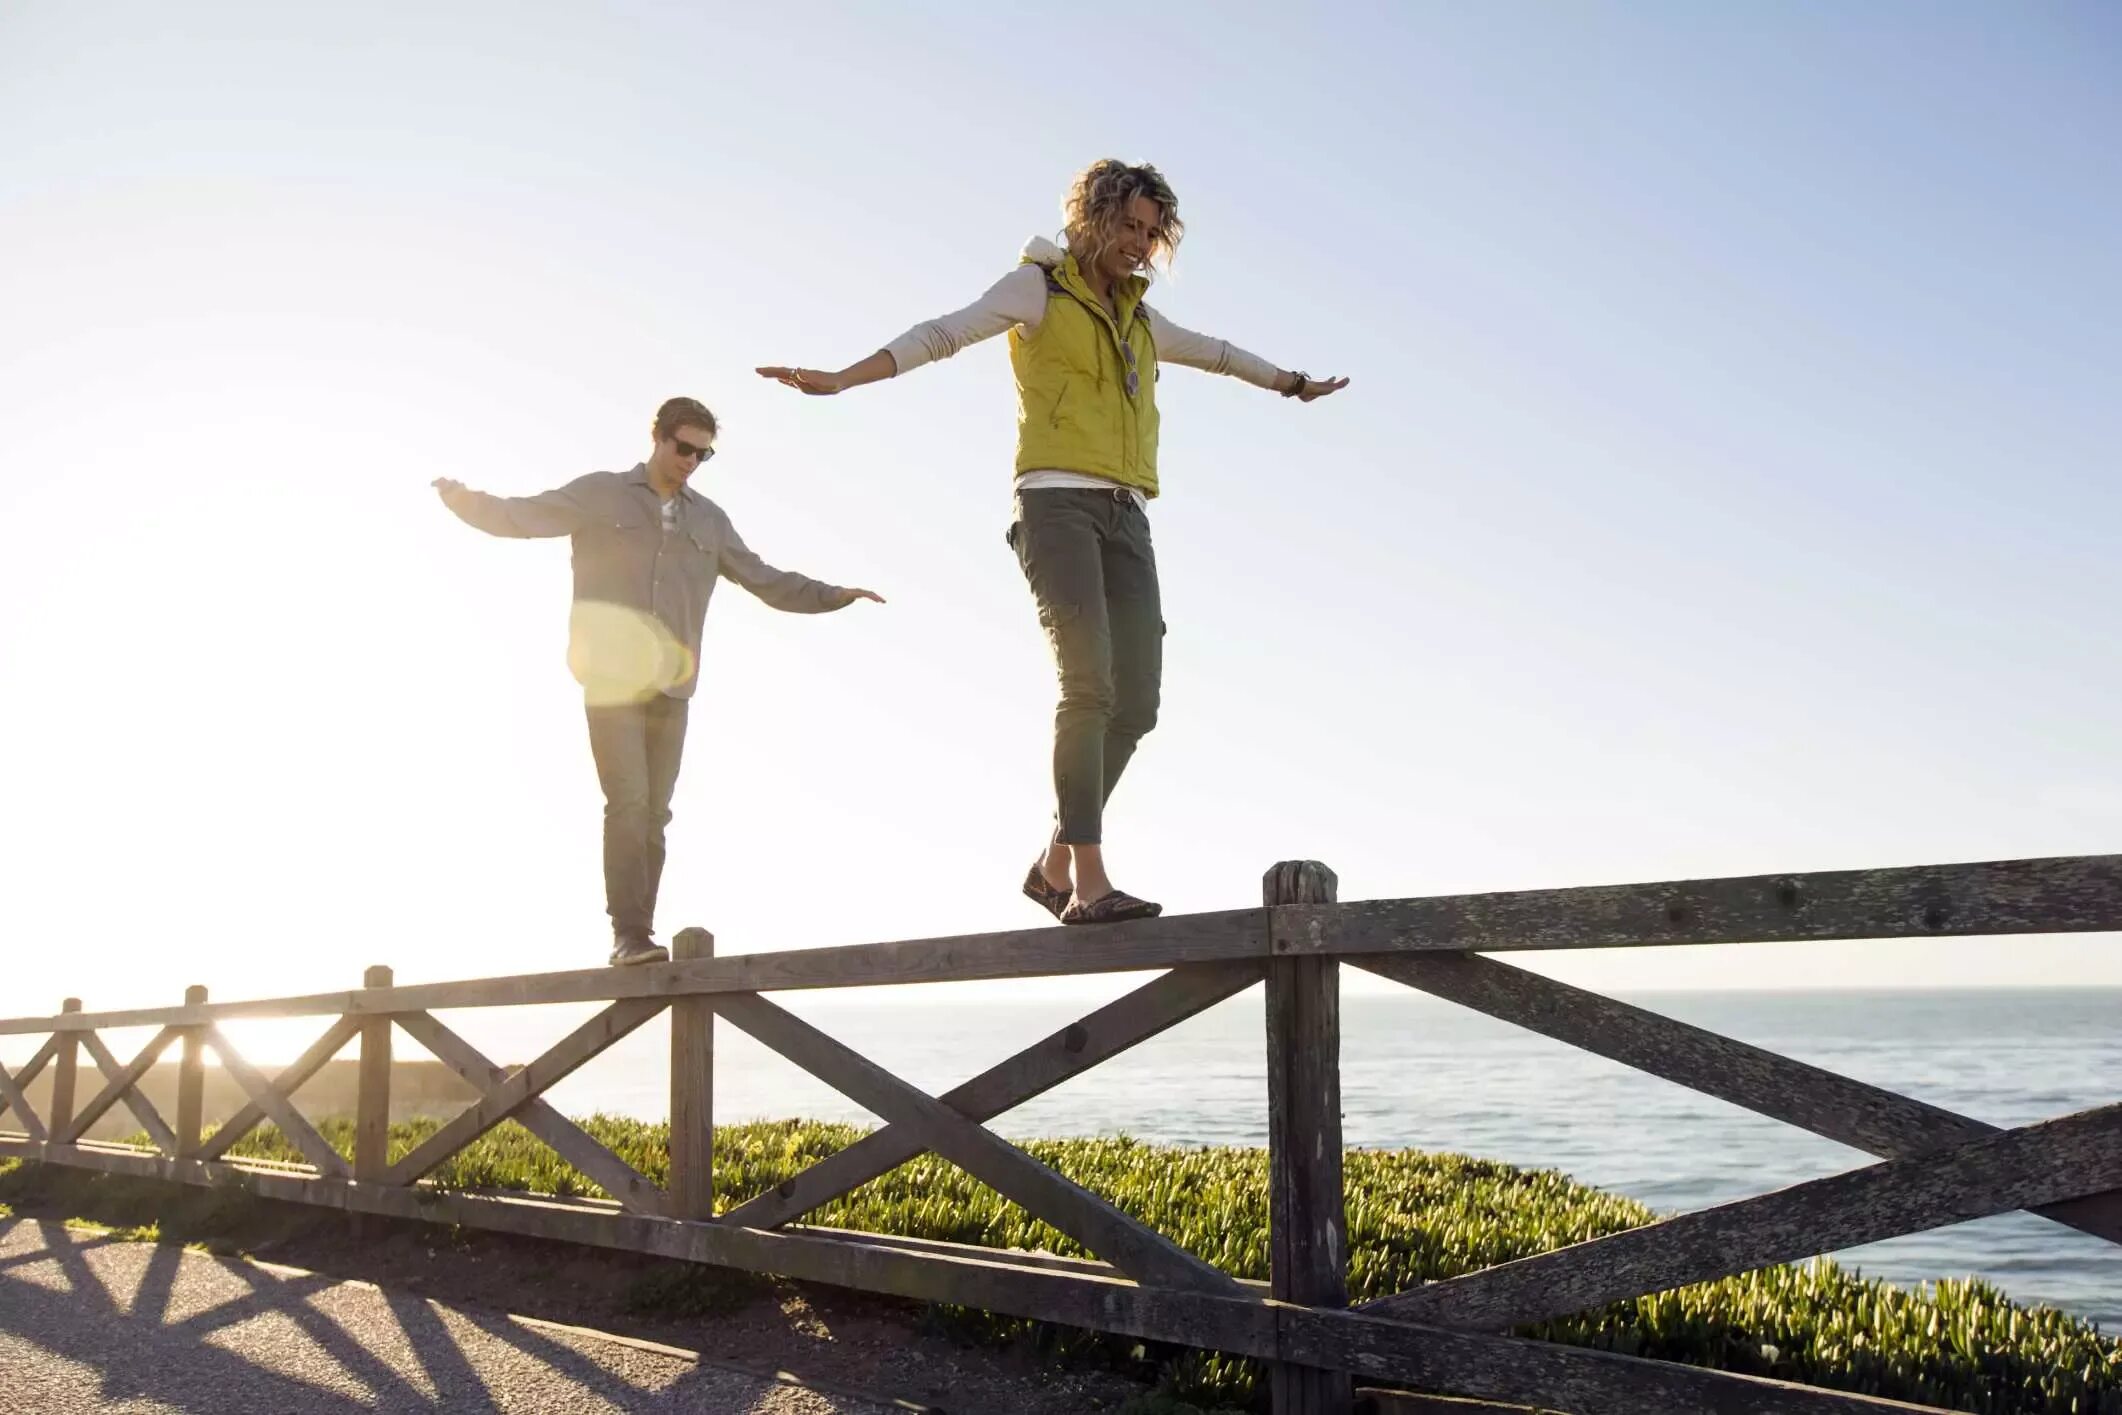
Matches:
[1,853,2117,1415]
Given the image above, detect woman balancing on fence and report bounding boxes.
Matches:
[760,160,1347,925]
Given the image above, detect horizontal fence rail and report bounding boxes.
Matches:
[5,853,2117,1039]
[0,852,2115,1415]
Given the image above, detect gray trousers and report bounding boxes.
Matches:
[1009,487,1164,846]
[586,694,690,943]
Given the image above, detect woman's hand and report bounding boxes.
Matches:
[757,366,847,396]
[1290,374,1351,403]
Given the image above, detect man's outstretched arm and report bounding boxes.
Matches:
[717,522,884,613]
[432,477,594,538]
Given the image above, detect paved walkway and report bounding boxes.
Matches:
[0,1218,903,1413]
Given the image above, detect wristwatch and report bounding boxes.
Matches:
[1281,370,1310,398]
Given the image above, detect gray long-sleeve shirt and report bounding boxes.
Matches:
[442,464,849,702]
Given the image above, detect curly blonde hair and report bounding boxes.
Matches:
[1062,160,1183,278]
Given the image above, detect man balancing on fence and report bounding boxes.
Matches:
[433,396,883,967]
[760,159,1347,926]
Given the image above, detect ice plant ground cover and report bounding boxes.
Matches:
[20,1115,2116,1415]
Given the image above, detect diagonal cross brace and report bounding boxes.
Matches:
[0,1036,61,1126]
[1360,952,2122,1246]
[201,1026,351,1178]
[196,1016,364,1163]
[389,1008,670,1215]
[712,989,1247,1296]
[61,1030,180,1150]
[721,961,1264,1231]
[0,1062,46,1142]
[1365,1098,2122,1331]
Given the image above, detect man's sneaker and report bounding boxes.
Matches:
[609,936,669,967]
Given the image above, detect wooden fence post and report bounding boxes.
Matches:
[356,966,393,1182]
[670,927,715,1220]
[47,998,81,1145]
[176,986,208,1157]
[1265,860,1353,1415]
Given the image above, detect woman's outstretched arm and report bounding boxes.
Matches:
[1144,306,1351,402]
[756,348,896,396]
[759,265,1048,396]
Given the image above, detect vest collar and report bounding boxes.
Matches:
[1052,250,1149,327]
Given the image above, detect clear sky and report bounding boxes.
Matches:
[3,0,2119,1058]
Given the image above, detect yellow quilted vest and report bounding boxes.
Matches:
[1007,252,1163,498]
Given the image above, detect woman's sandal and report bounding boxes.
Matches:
[1060,890,1164,926]
[1022,864,1073,921]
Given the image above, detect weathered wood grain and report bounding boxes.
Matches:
[1359,952,2122,1245]
[64,1029,179,1150]
[0,1035,61,1124]
[1267,861,1353,1415]
[46,1002,80,1139]
[201,1026,350,1178]
[175,986,208,1158]
[356,965,393,1182]
[1366,1101,2122,1331]
[386,999,667,1184]
[780,1223,1224,1284]
[2,852,2104,1415]
[1275,1303,1954,1415]
[6,855,2110,1041]
[0,1138,1956,1414]
[670,928,715,1222]
[712,989,1247,1295]
[385,1005,664,1183]
[0,1063,45,1143]
[390,1010,667,1215]
[1276,855,2122,958]
[0,908,1271,1035]
[1356,1393,1556,1415]
[720,960,1263,1230]
[195,1016,363,1163]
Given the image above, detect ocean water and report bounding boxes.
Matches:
[442,984,2122,1331]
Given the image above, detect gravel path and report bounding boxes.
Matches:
[0,1217,908,1413]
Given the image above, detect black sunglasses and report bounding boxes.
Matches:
[672,438,715,463]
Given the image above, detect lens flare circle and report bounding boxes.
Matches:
[566,600,695,706]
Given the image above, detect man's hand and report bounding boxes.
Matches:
[431,477,468,502]
[1289,374,1351,403]
[757,366,846,396]
[837,587,886,607]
